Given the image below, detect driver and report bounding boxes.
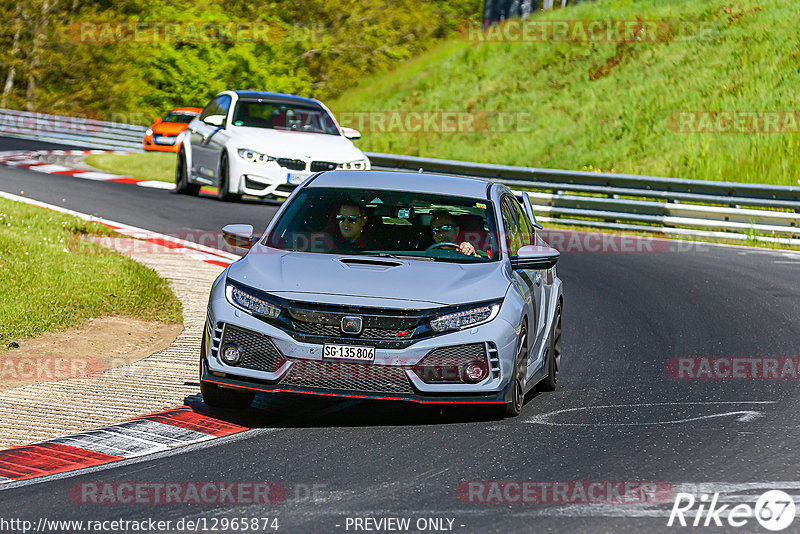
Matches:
[332,202,370,250]
[429,212,480,257]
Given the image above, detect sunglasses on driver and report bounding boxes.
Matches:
[336,214,361,224]
[431,225,455,234]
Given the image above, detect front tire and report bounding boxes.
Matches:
[538,302,562,392]
[200,380,254,409]
[502,324,528,417]
[216,152,242,202]
[175,148,200,195]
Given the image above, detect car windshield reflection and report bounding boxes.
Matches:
[265,187,500,262]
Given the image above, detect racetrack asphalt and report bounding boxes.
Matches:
[1,137,799,533]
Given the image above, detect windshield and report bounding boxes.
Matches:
[161,112,197,124]
[265,187,499,263]
[231,100,339,135]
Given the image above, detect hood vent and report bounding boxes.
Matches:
[338,257,404,269]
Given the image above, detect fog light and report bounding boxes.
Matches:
[221,344,242,365]
[463,361,488,383]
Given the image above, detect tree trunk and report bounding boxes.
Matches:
[1,5,23,108]
[25,0,57,111]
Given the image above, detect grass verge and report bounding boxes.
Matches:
[85,152,176,183]
[0,197,183,348]
[330,0,800,186]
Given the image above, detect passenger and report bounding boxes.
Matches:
[332,202,370,250]
[429,211,482,257]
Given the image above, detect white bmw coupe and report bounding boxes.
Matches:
[176,90,370,201]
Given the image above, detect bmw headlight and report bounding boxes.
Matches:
[337,159,370,171]
[145,128,153,136]
[225,283,281,318]
[237,148,275,165]
[430,303,501,332]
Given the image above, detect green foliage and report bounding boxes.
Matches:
[0,0,479,123]
[331,0,800,185]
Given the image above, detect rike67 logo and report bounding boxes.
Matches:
[668,490,795,531]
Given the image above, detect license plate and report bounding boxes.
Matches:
[323,344,375,362]
[287,172,307,185]
[153,135,174,145]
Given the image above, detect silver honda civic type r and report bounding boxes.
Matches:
[201,170,563,416]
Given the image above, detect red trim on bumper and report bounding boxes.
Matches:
[201,378,510,405]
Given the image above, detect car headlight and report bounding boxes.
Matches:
[430,303,501,332]
[337,159,370,170]
[225,283,281,318]
[237,148,276,165]
[145,128,153,136]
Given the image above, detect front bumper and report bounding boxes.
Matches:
[239,167,310,198]
[230,155,369,197]
[201,356,510,404]
[143,134,183,152]
[202,295,520,405]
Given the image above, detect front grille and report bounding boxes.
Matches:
[291,321,404,340]
[220,325,286,373]
[277,158,306,171]
[285,305,422,348]
[281,359,414,394]
[310,161,337,172]
[413,343,488,383]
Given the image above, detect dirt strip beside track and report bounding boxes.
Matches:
[0,248,225,448]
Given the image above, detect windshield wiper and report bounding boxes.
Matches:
[370,252,434,261]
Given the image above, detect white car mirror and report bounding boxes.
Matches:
[341,127,361,140]
[203,115,226,127]
[510,245,559,270]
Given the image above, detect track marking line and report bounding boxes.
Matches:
[524,401,777,426]
[0,406,251,483]
[0,149,176,191]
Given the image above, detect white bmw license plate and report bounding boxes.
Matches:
[323,344,375,362]
[287,172,307,185]
[153,135,174,145]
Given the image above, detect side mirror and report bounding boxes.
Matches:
[153,117,162,125]
[203,114,226,127]
[341,127,361,140]
[510,245,559,270]
[222,224,257,249]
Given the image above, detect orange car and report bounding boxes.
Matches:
[143,107,202,152]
